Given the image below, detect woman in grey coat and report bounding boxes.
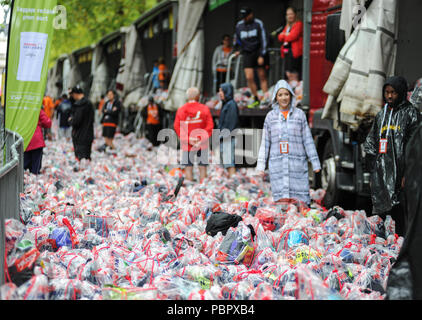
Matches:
[257,80,321,205]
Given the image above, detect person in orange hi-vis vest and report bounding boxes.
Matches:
[158,57,169,90]
[141,96,163,147]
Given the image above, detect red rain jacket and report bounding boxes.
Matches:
[26,109,52,151]
[278,21,303,59]
[174,101,214,151]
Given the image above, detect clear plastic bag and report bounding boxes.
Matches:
[215,223,255,267]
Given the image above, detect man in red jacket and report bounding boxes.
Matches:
[174,87,214,183]
[24,108,52,174]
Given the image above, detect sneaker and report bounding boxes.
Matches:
[97,144,107,152]
[247,100,260,109]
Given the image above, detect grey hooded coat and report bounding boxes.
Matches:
[257,80,321,204]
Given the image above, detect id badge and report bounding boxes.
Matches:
[280,141,289,154]
[379,139,388,154]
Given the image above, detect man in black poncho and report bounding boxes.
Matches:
[364,76,422,236]
[69,86,95,161]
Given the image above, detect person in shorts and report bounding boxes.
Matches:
[234,7,269,104]
[100,90,121,150]
[174,87,214,183]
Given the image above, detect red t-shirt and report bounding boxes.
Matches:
[174,101,214,151]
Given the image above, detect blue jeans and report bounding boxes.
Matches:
[220,137,236,169]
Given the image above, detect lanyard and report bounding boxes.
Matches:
[379,104,393,139]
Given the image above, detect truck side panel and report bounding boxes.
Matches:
[395,0,422,86]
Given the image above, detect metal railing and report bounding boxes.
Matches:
[0,128,24,285]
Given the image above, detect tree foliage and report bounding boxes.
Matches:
[49,0,158,67]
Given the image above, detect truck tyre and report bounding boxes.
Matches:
[321,138,340,208]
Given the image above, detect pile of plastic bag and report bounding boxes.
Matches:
[206,87,272,110]
[1,131,403,300]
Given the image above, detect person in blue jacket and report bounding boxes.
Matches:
[218,83,239,178]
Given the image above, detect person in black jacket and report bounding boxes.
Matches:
[234,7,269,104]
[55,94,72,140]
[69,86,95,161]
[364,76,422,236]
[218,83,239,178]
[100,90,121,150]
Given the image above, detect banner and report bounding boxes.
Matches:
[5,0,57,150]
[209,0,231,11]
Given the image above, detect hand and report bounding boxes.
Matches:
[314,169,321,174]
[192,141,202,149]
[257,56,264,66]
[234,51,240,57]
[112,107,117,112]
[189,136,199,146]
[256,171,266,179]
[402,177,405,189]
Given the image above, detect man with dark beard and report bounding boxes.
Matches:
[364,76,422,236]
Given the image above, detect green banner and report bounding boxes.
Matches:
[5,0,57,150]
[209,0,231,11]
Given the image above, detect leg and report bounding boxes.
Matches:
[257,67,268,93]
[32,148,43,175]
[181,151,194,181]
[228,167,236,178]
[199,166,208,182]
[24,150,33,172]
[198,149,209,182]
[152,125,161,146]
[79,144,92,161]
[244,68,258,98]
[391,203,405,237]
[184,166,194,181]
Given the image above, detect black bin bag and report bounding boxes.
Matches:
[205,212,243,237]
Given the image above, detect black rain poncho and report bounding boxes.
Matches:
[364,76,422,215]
[70,97,95,145]
[386,123,422,300]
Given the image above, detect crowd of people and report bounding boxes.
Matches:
[212,6,304,106]
[21,71,422,299]
[17,5,422,299]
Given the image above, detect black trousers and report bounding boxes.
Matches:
[389,203,406,237]
[146,124,161,146]
[24,147,43,174]
[216,71,227,93]
[381,193,406,237]
[73,141,92,161]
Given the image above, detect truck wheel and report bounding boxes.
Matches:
[321,139,340,208]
